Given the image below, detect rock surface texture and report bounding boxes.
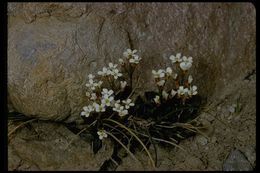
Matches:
[223,149,253,171]
[8,2,256,171]
[8,121,113,171]
[8,2,255,122]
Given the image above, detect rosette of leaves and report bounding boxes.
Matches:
[131,91,202,144]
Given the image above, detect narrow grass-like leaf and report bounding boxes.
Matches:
[131,128,187,152]
[106,131,139,163]
[105,119,156,168]
[103,123,130,143]
[65,127,87,150]
[146,128,158,167]
[8,118,37,138]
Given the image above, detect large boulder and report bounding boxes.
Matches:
[8,3,255,122]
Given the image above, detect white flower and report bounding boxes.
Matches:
[115,100,121,104]
[86,79,103,91]
[169,53,182,63]
[120,81,127,89]
[123,49,138,59]
[152,69,165,78]
[183,56,193,64]
[98,67,111,76]
[98,63,121,79]
[90,93,97,100]
[122,98,135,109]
[81,109,89,117]
[166,67,172,76]
[184,88,189,95]
[171,89,177,97]
[101,89,114,106]
[188,75,193,84]
[101,96,114,107]
[97,130,108,140]
[188,85,198,96]
[118,108,128,117]
[162,91,169,100]
[157,80,165,86]
[177,86,186,96]
[153,95,160,104]
[88,74,95,79]
[97,81,103,87]
[173,73,178,80]
[88,105,94,111]
[85,79,96,90]
[108,62,118,69]
[86,92,91,97]
[81,105,94,117]
[180,56,193,71]
[85,79,94,87]
[180,62,192,71]
[180,61,192,71]
[113,102,121,112]
[101,88,114,97]
[129,55,142,64]
[111,68,123,79]
[119,58,124,65]
[93,102,106,112]
[81,111,90,117]
[112,101,129,116]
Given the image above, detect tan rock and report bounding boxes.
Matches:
[8,121,113,171]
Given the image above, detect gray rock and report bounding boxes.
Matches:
[223,149,253,171]
[8,3,256,122]
[243,145,256,167]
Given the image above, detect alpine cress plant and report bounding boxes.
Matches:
[80,49,202,169]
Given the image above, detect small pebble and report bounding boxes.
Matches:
[196,135,208,146]
[228,106,235,113]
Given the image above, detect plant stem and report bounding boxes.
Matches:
[129,66,133,90]
[106,131,139,162]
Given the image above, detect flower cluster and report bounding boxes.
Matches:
[97,63,123,79]
[121,49,142,64]
[82,87,136,120]
[169,53,193,71]
[153,89,177,105]
[81,48,142,140]
[97,129,108,140]
[113,99,135,117]
[177,85,198,97]
[152,67,175,87]
[80,48,202,169]
[85,74,103,91]
[82,87,114,117]
[81,49,200,146]
[152,52,198,104]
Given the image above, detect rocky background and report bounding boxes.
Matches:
[8,3,256,171]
